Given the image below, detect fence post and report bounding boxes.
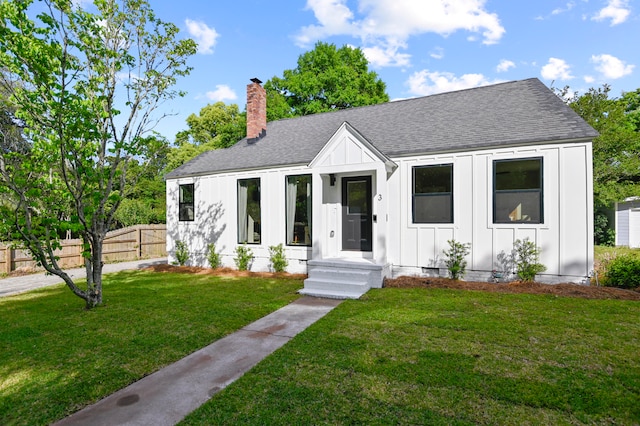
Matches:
[136,226,143,259]
[5,246,13,274]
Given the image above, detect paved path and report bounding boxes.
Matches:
[0,258,168,297]
[53,296,341,426]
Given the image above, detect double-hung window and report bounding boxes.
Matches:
[493,158,543,223]
[285,175,312,246]
[178,183,194,221]
[238,178,261,244]
[412,164,453,223]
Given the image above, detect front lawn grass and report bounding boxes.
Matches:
[182,288,640,425]
[0,270,301,425]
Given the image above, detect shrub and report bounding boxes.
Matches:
[605,255,640,289]
[174,240,189,266]
[234,244,254,271]
[268,244,288,273]
[512,238,546,281]
[207,243,221,269]
[443,239,471,280]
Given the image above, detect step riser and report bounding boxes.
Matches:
[303,278,368,293]
[308,269,372,282]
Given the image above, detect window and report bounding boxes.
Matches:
[494,158,543,223]
[412,164,453,223]
[238,178,261,244]
[178,183,194,221]
[286,175,312,246]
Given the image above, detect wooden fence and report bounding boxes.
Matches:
[0,224,166,274]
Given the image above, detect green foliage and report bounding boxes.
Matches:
[594,210,615,246]
[0,0,196,308]
[112,198,165,228]
[167,102,246,171]
[174,240,189,266]
[442,239,470,280]
[605,255,640,289]
[512,238,546,281]
[563,85,640,207]
[206,243,221,269]
[265,42,389,120]
[234,244,254,271]
[268,244,288,273]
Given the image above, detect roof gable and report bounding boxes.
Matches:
[309,122,397,173]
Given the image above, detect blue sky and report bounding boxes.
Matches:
[147,0,639,140]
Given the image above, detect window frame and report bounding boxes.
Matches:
[178,183,195,222]
[285,174,312,247]
[493,157,544,224]
[412,164,454,224]
[237,177,262,244]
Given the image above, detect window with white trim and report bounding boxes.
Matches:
[178,183,194,221]
[285,174,312,246]
[238,178,261,244]
[412,164,453,223]
[493,158,543,224]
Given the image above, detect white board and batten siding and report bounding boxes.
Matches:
[166,165,312,273]
[167,140,594,283]
[388,141,593,283]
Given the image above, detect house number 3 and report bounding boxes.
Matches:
[378,194,382,201]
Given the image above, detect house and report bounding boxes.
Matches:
[165,77,598,298]
[615,197,640,247]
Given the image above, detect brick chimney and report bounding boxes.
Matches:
[246,78,266,142]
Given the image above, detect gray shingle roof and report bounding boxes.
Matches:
[166,78,598,179]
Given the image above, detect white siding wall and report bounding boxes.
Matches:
[167,141,593,282]
[166,165,312,273]
[389,142,593,282]
[616,200,640,247]
[616,205,630,246]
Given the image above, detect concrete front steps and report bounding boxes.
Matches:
[300,258,387,299]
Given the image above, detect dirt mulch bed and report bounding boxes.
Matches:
[384,276,640,301]
[143,265,640,301]
[143,264,307,280]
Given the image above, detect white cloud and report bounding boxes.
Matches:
[185,19,219,54]
[496,59,515,72]
[205,85,237,102]
[541,57,574,81]
[362,42,411,67]
[406,70,503,96]
[591,54,635,79]
[592,0,630,25]
[584,75,596,84]
[552,2,576,15]
[296,0,505,67]
[430,47,445,60]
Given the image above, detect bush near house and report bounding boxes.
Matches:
[594,245,640,288]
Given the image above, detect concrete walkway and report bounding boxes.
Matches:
[0,258,168,298]
[53,296,342,426]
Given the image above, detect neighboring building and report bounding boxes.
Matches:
[615,198,640,247]
[166,78,598,298]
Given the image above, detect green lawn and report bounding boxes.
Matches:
[0,271,302,425]
[182,288,640,425]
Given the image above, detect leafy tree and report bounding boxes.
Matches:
[563,85,640,207]
[176,102,246,148]
[167,102,245,170]
[265,42,389,120]
[0,0,196,308]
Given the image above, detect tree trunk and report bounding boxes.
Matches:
[85,233,104,309]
